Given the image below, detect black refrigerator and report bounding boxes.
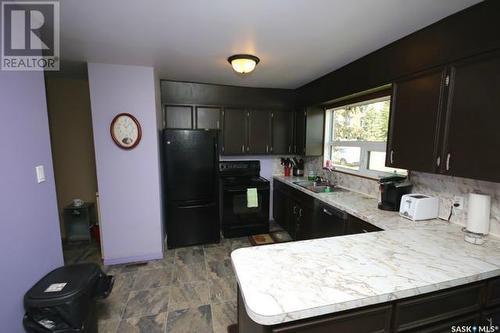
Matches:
[163,129,220,248]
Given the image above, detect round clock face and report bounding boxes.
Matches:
[110,113,142,149]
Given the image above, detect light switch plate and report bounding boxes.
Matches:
[35,165,46,183]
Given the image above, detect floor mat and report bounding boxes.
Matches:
[248,230,293,246]
[248,233,275,246]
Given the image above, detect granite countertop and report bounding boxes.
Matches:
[230,175,500,326]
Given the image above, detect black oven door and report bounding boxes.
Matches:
[222,186,269,237]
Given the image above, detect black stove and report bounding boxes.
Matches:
[220,176,270,188]
[219,161,270,238]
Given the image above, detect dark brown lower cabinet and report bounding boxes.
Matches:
[273,180,315,240]
[393,283,483,332]
[486,277,500,308]
[482,306,500,324]
[291,198,314,241]
[412,314,480,333]
[272,182,291,233]
[272,179,381,241]
[237,287,392,333]
[237,277,500,333]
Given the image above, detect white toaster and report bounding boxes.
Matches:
[399,194,439,221]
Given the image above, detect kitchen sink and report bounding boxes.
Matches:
[293,181,346,193]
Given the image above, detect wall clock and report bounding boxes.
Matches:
[110,113,142,149]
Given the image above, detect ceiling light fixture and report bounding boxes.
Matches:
[228,54,260,74]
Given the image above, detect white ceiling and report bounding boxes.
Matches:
[60,0,482,88]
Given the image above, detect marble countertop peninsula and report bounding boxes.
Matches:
[230,175,500,326]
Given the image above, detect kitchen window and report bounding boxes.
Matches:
[324,94,407,178]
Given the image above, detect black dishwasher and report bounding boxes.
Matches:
[313,202,348,238]
[345,215,383,235]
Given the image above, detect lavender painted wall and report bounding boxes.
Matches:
[87,63,163,265]
[0,71,63,332]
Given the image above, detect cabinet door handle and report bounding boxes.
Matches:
[390,150,394,164]
[322,208,332,216]
[293,206,297,215]
[299,208,303,218]
[216,120,220,129]
[266,145,269,153]
[241,145,244,153]
[446,153,451,171]
[288,145,291,153]
[270,146,273,152]
[247,146,250,152]
[436,156,441,167]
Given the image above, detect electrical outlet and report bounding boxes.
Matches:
[453,196,464,210]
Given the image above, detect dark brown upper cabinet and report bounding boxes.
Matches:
[294,106,325,156]
[387,51,500,183]
[440,52,500,182]
[222,107,247,155]
[164,105,194,129]
[247,110,272,154]
[294,109,306,155]
[386,68,447,173]
[272,110,294,154]
[195,106,221,130]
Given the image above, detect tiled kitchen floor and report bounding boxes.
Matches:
[67,237,250,333]
[62,221,287,333]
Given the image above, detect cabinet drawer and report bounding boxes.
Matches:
[272,305,392,333]
[394,283,484,332]
[409,313,480,333]
[486,277,500,308]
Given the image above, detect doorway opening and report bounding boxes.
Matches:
[45,72,102,266]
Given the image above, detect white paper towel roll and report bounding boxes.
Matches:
[466,193,491,234]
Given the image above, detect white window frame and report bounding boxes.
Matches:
[324,96,406,179]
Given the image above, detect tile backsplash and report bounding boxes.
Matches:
[410,171,500,236]
[303,156,500,237]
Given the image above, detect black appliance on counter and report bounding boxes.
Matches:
[219,160,270,238]
[292,157,304,177]
[378,175,413,211]
[163,129,220,248]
